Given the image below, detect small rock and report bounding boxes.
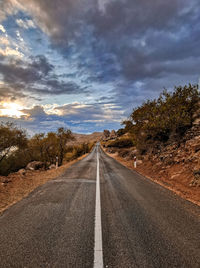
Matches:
[190,169,200,187]
[2,179,12,185]
[171,173,181,180]
[18,169,26,176]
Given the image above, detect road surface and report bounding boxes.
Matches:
[0,144,200,267]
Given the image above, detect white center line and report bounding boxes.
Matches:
[94,144,104,268]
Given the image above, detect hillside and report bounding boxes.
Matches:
[103,122,200,205]
[69,132,103,145]
[102,85,200,205]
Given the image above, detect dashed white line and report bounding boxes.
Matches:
[94,144,104,268]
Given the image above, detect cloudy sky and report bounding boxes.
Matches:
[0,0,199,134]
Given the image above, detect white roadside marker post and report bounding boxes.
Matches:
[56,156,58,169]
[134,155,137,168]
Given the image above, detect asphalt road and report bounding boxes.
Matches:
[0,144,200,267]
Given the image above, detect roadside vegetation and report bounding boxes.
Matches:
[103,136,134,148]
[0,125,95,213]
[102,84,200,204]
[0,124,94,176]
[122,84,199,154]
[102,84,199,154]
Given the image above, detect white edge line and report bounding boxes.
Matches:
[94,144,104,268]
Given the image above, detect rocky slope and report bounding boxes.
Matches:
[104,124,200,205]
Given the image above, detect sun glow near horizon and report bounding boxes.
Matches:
[0,102,25,118]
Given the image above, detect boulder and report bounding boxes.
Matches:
[190,170,200,187]
[18,169,26,176]
[137,160,143,165]
[26,161,45,171]
[193,118,200,126]
[49,164,56,170]
[103,130,110,140]
[110,130,117,139]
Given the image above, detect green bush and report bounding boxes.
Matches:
[65,142,95,162]
[123,84,200,153]
[107,137,134,148]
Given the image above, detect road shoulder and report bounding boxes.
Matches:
[0,154,88,214]
[102,148,200,207]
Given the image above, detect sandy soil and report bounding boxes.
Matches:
[106,151,200,207]
[0,154,87,214]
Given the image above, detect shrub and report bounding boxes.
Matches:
[0,123,28,175]
[107,137,134,148]
[123,84,200,153]
[118,149,130,158]
[65,142,95,162]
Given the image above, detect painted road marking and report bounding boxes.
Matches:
[94,144,104,268]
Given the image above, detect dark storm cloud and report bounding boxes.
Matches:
[21,105,46,118]
[29,55,53,76]
[0,55,53,84]
[0,55,88,100]
[1,0,200,133]
[20,102,123,123]
[4,102,123,134]
[12,0,200,87]
[0,86,26,102]
[53,102,123,122]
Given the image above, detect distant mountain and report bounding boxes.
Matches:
[68,132,103,145]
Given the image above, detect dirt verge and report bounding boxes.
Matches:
[105,150,200,207]
[0,154,87,214]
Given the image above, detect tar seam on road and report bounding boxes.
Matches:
[94,145,104,268]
